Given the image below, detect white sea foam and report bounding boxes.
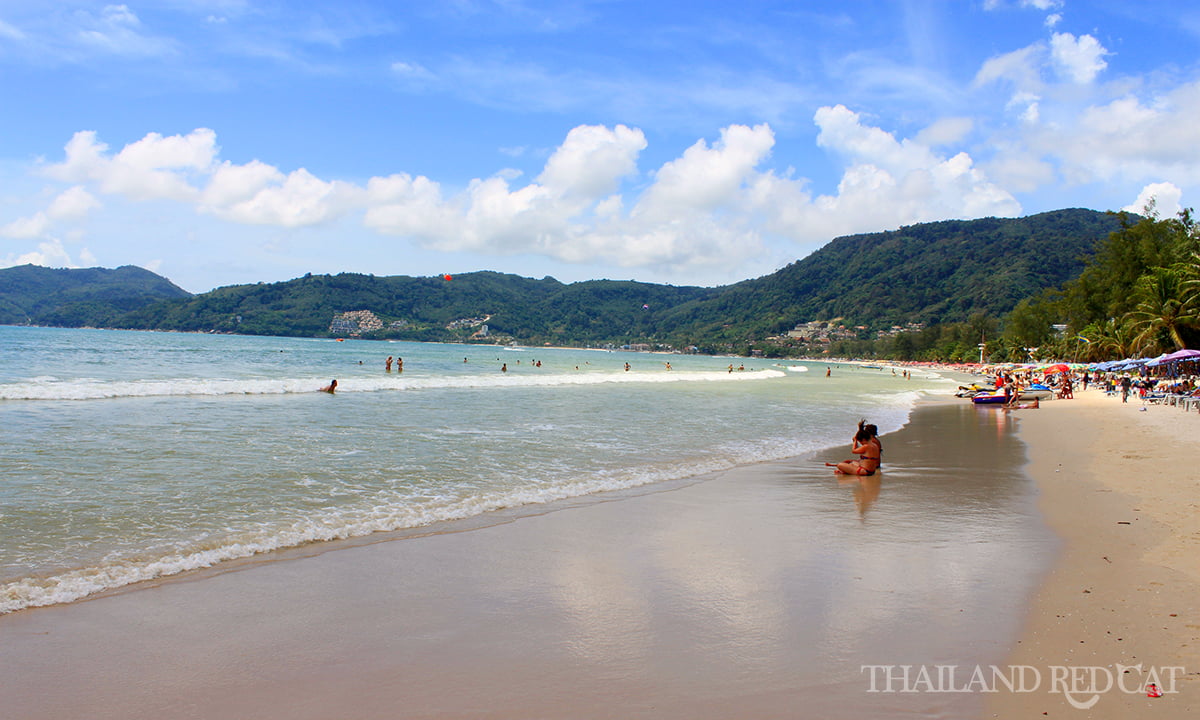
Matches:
[0,368,786,401]
[1,327,950,616]
[0,434,815,614]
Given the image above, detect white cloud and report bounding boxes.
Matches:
[76,4,175,57]
[1044,84,1200,185]
[0,212,49,239]
[752,105,1020,242]
[26,118,1030,280]
[1124,183,1183,217]
[47,186,101,220]
[1050,32,1108,84]
[44,129,216,201]
[201,160,284,209]
[634,124,774,222]
[974,44,1044,91]
[0,237,88,269]
[984,146,1056,193]
[916,117,974,148]
[537,124,645,199]
[212,169,362,227]
[0,186,100,239]
[390,60,436,88]
[982,0,1062,11]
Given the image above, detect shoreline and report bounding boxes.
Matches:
[1,400,1049,719]
[989,388,1199,717]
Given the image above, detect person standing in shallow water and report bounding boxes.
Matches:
[826,419,881,476]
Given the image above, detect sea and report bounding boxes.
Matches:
[0,325,957,614]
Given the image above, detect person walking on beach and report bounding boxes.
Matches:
[1120,375,1132,403]
[827,420,881,476]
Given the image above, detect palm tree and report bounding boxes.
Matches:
[1128,266,1198,351]
[1095,317,1149,359]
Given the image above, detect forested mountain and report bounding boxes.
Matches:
[647,208,1124,345]
[1,208,1125,353]
[0,264,192,327]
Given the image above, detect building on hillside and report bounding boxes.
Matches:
[329,309,383,336]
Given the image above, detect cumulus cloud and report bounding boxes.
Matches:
[48,186,101,219]
[1045,83,1200,185]
[208,169,362,227]
[537,124,645,199]
[0,237,92,269]
[44,129,216,201]
[1,186,100,239]
[1050,32,1108,84]
[38,129,362,228]
[754,105,1019,240]
[23,118,1030,278]
[1124,183,1183,217]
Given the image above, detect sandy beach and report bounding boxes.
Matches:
[986,387,1199,718]
[1,389,1195,718]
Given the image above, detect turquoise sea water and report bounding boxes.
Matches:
[0,326,953,613]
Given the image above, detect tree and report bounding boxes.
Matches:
[1093,318,1149,359]
[1128,265,1198,351]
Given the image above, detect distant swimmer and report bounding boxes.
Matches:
[624,362,631,372]
[319,379,337,394]
[665,362,672,370]
[826,367,831,377]
[501,363,508,372]
[386,356,394,371]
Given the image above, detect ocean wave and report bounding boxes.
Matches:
[0,432,818,614]
[0,368,787,401]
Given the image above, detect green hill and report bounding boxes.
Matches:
[0,264,192,327]
[1,208,1126,352]
[657,208,1124,344]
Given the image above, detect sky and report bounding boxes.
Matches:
[2,1,1200,294]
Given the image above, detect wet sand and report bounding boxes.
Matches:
[987,387,1199,718]
[3,402,1053,719]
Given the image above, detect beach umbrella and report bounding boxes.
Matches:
[1041,363,1069,374]
[1145,353,1172,367]
[1160,348,1200,362]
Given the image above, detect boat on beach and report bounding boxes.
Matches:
[971,392,1009,405]
[1018,384,1054,400]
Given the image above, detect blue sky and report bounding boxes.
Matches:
[2,1,1199,293]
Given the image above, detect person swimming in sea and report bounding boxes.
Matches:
[319,379,337,394]
[826,419,881,476]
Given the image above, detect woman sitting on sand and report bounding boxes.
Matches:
[827,419,881,476]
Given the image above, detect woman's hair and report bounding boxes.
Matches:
[855,419,880,444]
